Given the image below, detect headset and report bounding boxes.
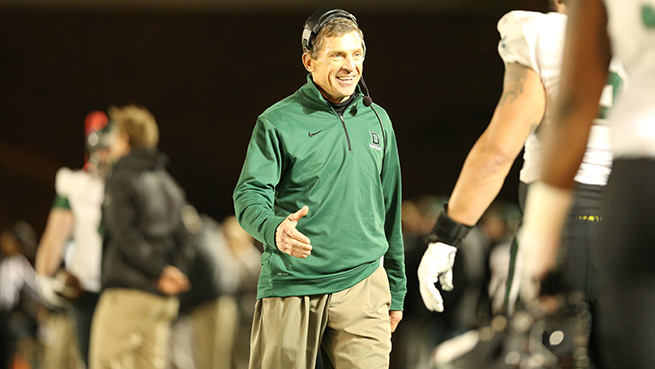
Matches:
[302,7,387,164]
[302,7,359,52]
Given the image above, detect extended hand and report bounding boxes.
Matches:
[157,265,190,296]
[417,242,457,312]
[275,206,312,258]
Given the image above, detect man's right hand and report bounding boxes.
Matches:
[417,242,458,312]
[275,206,312,258]
[157,265,190,296]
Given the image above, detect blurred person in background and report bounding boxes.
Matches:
[167,212,260,369]
[519,0,655,367]
[0,221,41,369]
[422,0,626,367]
[37,249,84,369]
[418,0,624,317]
[394,196,445,369]
[418,0,626,314]
[35,110,112,367]
[479,202,520,315]
[169,208,240,369]
[89,105,192,369]
[220,215,261,369]
[396,197,517,369]
[185,213,239,369]
[401,200,424,252]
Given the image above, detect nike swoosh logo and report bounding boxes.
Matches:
[308,129,324,137]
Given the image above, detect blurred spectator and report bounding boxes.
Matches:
[221,216,260,369]
[168,208,238,369]
[0,221,41,369]
[185,214,240,369]
[35,110,112,367]
[392,196,519,369]
[394,195,448,369]
[37,243,84,369]
[89,105,192,369]
[401,200,422,250]
[38,305,82,369]
[479,202,520,314]
[167,211,260,369]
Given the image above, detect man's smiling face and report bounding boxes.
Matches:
[303,31,365,103]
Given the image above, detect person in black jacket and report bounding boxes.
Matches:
[89,105,191,369]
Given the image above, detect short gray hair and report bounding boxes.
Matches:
[303,17,365,59]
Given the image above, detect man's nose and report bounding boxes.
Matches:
[342,55,357,71]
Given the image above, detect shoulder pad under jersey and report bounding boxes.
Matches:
[55,167,75,197]
[497,11,566,75]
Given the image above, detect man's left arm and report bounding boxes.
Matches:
[379,112,407,325]
[171,212,195,276]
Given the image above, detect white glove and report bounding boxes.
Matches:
[418,242,458,312]
[36,275,67,309]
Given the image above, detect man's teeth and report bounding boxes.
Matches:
[337,76,354,81]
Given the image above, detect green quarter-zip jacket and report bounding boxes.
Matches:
[234,75,406,310]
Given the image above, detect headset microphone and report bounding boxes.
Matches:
[358,76,386,167]
[359,77,373,107]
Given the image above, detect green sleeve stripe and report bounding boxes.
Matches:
[52,195,71,210]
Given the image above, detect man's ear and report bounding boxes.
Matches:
[302,53,314,72]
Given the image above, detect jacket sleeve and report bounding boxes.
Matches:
[380,112,407,311]
[103,173,167,279]
[171,219,195,276]
[233,116,287,252]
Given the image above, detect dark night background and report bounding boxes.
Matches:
[0,0,550,235]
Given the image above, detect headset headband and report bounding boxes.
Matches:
[302,7,358,51]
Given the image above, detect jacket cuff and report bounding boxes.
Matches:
[263,215,287,252]
[171,255,188,276]
[390,293,405,311]
[144,260,166,280]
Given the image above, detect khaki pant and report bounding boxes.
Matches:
[40,310,83,369]
[249,266,392,369]
[191,295,239,369]
[89,289,179,369]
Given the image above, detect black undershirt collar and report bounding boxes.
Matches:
[311,78,356,116]
[328,94,355,117]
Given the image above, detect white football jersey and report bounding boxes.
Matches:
[497,11,627,185]
[604,0,655,157]
[55,168,104,292]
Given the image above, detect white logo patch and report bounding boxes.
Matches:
[369,131,382,151]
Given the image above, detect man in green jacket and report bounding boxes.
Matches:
[233,7,406,369]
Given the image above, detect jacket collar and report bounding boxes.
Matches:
[297,74,364,112]
[112,148,168,173]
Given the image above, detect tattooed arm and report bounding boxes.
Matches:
[446,62,546,225]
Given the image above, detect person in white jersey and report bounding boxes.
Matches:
[418,0,625,365]
[519,0,655,367]
[35,111,112,367]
